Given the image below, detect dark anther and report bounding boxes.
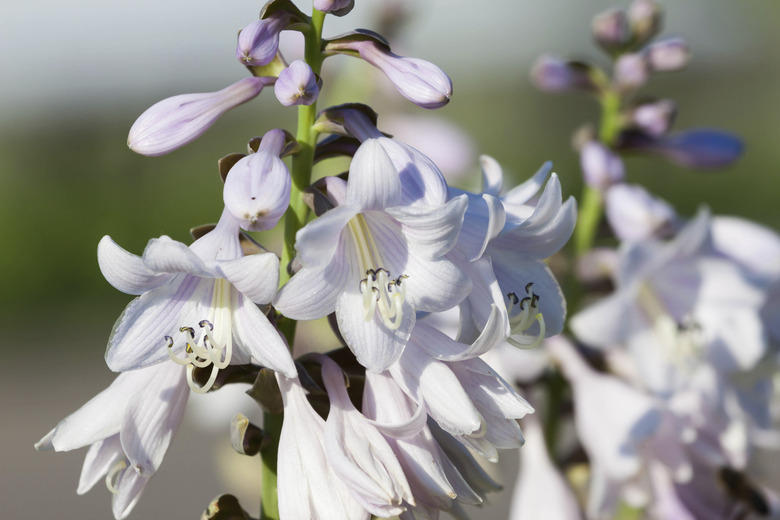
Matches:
[525,282,534,294]
[531,294,540,308]
[185,342,194,354]
[164,336,174,348]
[508,292,519,305]
[179,326,195,338]
[199,320,214,330]
[519,296,532,310]
[359,279,368,291]
[372,286,381,301]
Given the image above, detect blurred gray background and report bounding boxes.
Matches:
[3,0,780,518]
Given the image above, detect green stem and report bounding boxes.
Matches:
[260,9,327,520]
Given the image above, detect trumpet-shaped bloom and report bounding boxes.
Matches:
[127,77,274,156]
[35,362,188,520]
[100,209,295,392]
[223,128,291,231]
[274,139,470,372]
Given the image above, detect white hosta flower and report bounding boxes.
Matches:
[100,209,295,392]
[451,158,576,346]
[274,139,470,372]
[276,372,369,520]
[35,362,188,520]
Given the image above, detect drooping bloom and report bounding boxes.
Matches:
[274,139,470,372]
[127,77,275,156]
[223,128,291,231]
[35,362,188,520]
[274,60,320,106]
[100,209,296,392]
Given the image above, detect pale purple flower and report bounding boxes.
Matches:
[274,60,320,106]
[631,99,677,137]
[127,77,274,156]
[313,0,354,16]
[273,139,470,372]
[644,37,690,72]
[236,12,289,66]
[614,53,649,90]
[592,8,630,51]
[35,362,188,520]
[223,128,291,231]
[628,0,662,44]
[100,209,296,392]
[605,183,678,242]
[531,55,598,93]
[580,140,626,189]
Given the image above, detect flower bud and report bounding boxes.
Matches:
[313,0,354,16]
[274,60,320,106]
[592,8,630,52]
[580,141,625,190]
[531,55,598,93]
[223,129,291,231]
[631,99,676,137]
[644,37,690,72]
[619,128,743,169]
[236,12,290,67]
[605,183,677,242]
[325,32,451,109]
[613,53,649,91]
[128,77,274,156]
[628,0,663,45]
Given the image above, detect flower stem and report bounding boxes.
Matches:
[261,9,327,520]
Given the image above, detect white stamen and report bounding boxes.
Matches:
[105,459,127,494]
[166,280,234,393]
[506,283,546,349]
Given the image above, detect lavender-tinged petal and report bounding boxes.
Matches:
[479,155,505,196]
[217,252,279,305]
[98,236,174,295]
[386,194,467,260]
[377,137,449,206]
[346,139,402,211]
[128,77,272,156]
[273,264,348,320]
[644,37,690,72]
[313,0,354,16]
[621,129,743,169]
[403,254,471,313]
[233,296,296,376]
[141,236,213,277]
[223,151,291,232]
[121,362,188,476]
[337,287,414,372]
[569,290,635,349]
[452,358,534,419]
[294,204,358,268]
[501,161,553,207]
[78,436,123,495]
[712,216,780,282]
[236,16,287,66]
[456,255,508,336]
[605,184,677,242]
[531,55,598,93]
[274,60,320,106]
[482,414,525,449]
[580,141,625,190]
[452,191,503,262]
[414,307,504,362]
[112,467,150,520]
[106,276,205,371]
[613,53,649,91]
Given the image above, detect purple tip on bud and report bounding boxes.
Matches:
[531,55,597,93]
[128,77,274,156]
[236,13,289,67]
[580,141,625,190]
[628,0,663,45]
[592,8,631,52]
[223,129,291,232]
[631,99,676,137]
[274,60,320,106]
[313,0,354,16]
[356,42,452,109]
[613,53,649,91]
[644,37,690,72]
[619,128,743,169]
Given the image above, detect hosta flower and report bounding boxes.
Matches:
[236,12,289,66]
[35,362,188,520]
[274,60,320,106]
[128,77,274,156]
[274,139,470,372]
[100,209,295,392]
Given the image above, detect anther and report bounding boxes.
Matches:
[179,326,195,338]
[199,320,214,330]
[525,282,534,294]
[508,292,519,305]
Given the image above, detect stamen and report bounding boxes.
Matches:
[105,459,127,494]
[506,284,546,350]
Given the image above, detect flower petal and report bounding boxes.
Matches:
[142,236,213,277]
[78,436,123,495]
[295,204,358,268]
[217,252,279,304]
[501,161,553,206]
[387,194,468,259]
[273,248,350,320]
[98,236,174,295]
[403,254,471,313]
[346,139,403,211]
[233,296,296,377]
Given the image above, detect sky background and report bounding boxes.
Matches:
[3,1,780,519]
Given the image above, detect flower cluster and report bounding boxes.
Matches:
[36,1,574,519]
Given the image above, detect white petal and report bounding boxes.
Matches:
[451,358,534,419]
[501,161,553,206]
[141,235,213,276]
[233,296,296,376]
[78,436,123,495]
[378,137,448,206]
[120,362,188,476]
[712,216,780,282]
[217,252,279,304]
[403,255,471,313]
[295,204,358,268]
[569,290,636,349]
[387,195,468,259]
[112,467,149,520]
[346,139,402,211]
[98,236,174,295]
[479,155,505,196]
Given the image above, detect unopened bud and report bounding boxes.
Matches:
[644,37,690,72]
[128,77,274,156]
[325,32,452,109]
[313,0,354,16]
[628,0,663,45]
[580,141,625,190]
[236,12,290,67]
[223,129,291,231]
[274,60,320,106]
[631,99,677,137]
[619,128,743,169]
[613,53,649,91]
[605,183,677,241]
[592,8,630,52]
[531,55,598,93]
[230,414,265,456]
